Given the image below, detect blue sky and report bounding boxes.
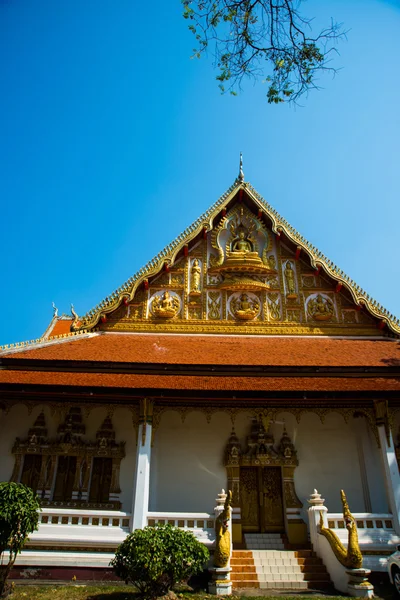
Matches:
[1,0,400,345]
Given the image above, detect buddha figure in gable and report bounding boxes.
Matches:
[232,231,253,254]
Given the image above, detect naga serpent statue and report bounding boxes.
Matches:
[319,489,363,569]
[214,490,232,568]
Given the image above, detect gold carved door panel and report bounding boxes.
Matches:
[240,466,284,533]
[260,466,284,532]
[240,467,260,532]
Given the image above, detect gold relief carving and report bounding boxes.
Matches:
[240,468,259,527]
[262,467,284,528]
[284,261,298,299]
[188,306,202,320]
[267,293,281,321]
[307,293,334,321]
[266,254,277,270]
[171,273,184,286]
[207,273,221,286]
[266,275,279,289]
[153,272,170,286]
[343,310,357,324]
[127,305,142,320]
[286,309,300,323]
[104,318,380,336]
[208,291,221,320]
[283,479,303,509]
[230,292,260,321]
[302,275,316,288]
[189,259,202,294]
[150,291,180,319]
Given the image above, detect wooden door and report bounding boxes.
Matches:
[240,466,284,533]
[260,466,284,532]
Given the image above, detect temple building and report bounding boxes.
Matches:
[1,164,400,585]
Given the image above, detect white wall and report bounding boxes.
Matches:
[0,404,390,519]
[149,409,388,518]
[150,410,234,512]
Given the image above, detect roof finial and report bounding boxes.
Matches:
[71,303,78,320]
[52,302,58,318]
[238,152,244,182]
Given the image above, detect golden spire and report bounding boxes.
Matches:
[238,152,244,182]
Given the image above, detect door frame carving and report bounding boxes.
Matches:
[224,417,307,545]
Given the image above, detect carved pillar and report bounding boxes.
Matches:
[375,400,400,534]
[226,464,241,544]
[282,465,307,545]
[132,398,153,530]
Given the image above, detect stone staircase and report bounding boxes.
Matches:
[231,534,332,590]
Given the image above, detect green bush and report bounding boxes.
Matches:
[0,482,41,597]
[111,524,209,598]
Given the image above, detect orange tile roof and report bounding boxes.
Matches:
[47,319,73,338]
[0,369,398,392]
[2,333,400,367]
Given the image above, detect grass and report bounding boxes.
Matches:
[3,588,356,600]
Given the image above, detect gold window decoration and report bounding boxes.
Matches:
[11,409,125,510]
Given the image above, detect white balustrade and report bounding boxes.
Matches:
[326,513,394,532]
[147,511,215,546]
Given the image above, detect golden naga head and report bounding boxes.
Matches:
[340,489,355,530]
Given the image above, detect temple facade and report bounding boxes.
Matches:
[1,170,400,581]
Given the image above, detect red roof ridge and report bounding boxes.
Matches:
[0,330,100,357]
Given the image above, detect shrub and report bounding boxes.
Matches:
[0,482,41,597]
[111,524,209,598]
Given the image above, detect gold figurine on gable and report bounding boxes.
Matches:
[284,261,298,299]
[232,230,253,253]
[231,293,260,320]
[190,259,202,294]
[308,294,334,321]
[151,291,180,319]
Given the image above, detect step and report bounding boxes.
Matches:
[231,573,258,582]
[232,581,260,589]
[231,558,256,566]
[230,546,331,592]
[259,581,309,590]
